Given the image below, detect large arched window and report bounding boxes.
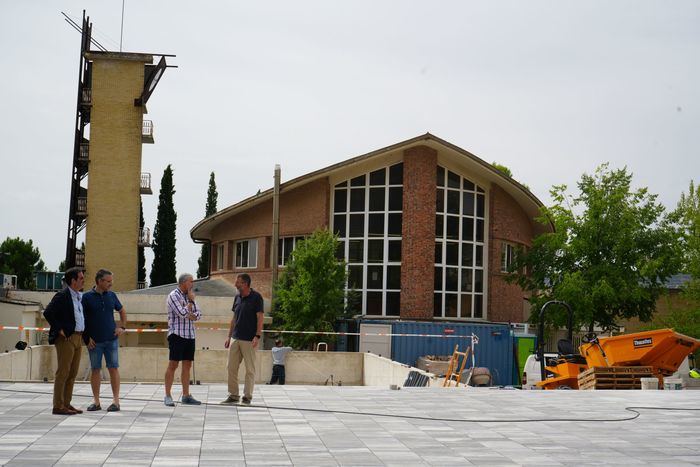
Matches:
[434,166,486,318]
[332,163,403,316]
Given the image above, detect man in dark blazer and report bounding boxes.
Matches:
[43,266,86,415]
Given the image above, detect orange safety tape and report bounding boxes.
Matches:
[0,325,480,340]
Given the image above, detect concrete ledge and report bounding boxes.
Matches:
[0,346,428,387]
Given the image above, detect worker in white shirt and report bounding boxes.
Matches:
[269,339,293,385]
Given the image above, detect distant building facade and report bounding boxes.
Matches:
[191,134,551,323]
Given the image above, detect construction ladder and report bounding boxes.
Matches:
[442,344,472,387]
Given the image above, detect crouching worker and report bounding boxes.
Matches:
[82,269,127,412]
[269,339,293,385]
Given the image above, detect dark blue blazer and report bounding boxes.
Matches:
[43,287,79,345]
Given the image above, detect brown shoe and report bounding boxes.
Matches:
[67,405,83,414]
[52,407,76,415]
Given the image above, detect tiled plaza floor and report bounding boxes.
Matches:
[0,382,699,466]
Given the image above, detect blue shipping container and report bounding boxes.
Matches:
[363,320,514,386]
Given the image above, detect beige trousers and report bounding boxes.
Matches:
[54,333,82,409]
[227,339,256,399]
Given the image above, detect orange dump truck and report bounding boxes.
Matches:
[537,329,700,390]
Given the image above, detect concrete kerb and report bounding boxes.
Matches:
[1,345,436,387]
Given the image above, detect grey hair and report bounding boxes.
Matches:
[178,273,194,285]
[95,269,112,283]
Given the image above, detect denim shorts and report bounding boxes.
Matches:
[88,338,119,369]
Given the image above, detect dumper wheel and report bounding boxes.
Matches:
[556,385,573,390]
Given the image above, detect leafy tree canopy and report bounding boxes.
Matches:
[150,165,177,287]
[138,199,147,284]
[491,162,513,178]
[0,237,46,289]
[670,180,700,278]
[508,164,681,331]
[644,180,700,350]
[197,172,218,278]
[272,229,348,349]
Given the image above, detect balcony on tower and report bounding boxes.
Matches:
[76,196,88,217]
[81,88,92,107]
[138,227,152,247]
[75,249,85,268]
[78,141,90,164]
[140,172,152,195]
[142,120,154,144]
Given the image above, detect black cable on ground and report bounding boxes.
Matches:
[1,386,699,424]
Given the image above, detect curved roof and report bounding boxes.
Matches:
[190,133,552,241]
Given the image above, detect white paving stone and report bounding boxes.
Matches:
[0,382,699,466]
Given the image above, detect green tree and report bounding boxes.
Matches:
[671,180,700,277]
[508,164,681,331]
[646,180,700,348]
[197,172,218,278]
[273,229,348,349]
[58,260,66,272]
[0,237,46,289]
[492,162,513,178]
[138,199,147,284]
[150,165,177,286]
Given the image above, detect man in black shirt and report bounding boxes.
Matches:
[220,273,264,405]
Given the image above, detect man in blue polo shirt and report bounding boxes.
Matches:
[81,269,127,412]
[220,273,264,405]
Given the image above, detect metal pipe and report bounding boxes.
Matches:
[538,300,573,382]
[270,165,281,311]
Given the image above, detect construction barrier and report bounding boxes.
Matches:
[0,325,478,340]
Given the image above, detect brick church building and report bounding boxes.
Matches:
[190,133,550,323]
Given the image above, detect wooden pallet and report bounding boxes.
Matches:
[578,366,653,390]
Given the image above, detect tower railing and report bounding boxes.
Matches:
[79,143,89,163]
[142,120,154,143]
[140,172,152,194]
[138,227,152,247]
[76,197,88,217]
[81,88,92,106]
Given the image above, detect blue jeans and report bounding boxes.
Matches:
[88,338,119,369]
[269,364,286,385]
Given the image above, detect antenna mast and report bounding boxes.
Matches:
[120,0,125,52]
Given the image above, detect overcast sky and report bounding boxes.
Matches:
[1,1,698,281]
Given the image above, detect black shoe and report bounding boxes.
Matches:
[241,397,251,405]
[220,395,239,405]
[87,403,102,411]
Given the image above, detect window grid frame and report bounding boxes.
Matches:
[235,238,258,269]
[216,243,224,270]
[332,164,403,317]
[434,167,487,319]
[277,236,306,267]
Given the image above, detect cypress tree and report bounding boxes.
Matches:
[138,199,147,284]
[197,172,218,278]
[150,165,177,286]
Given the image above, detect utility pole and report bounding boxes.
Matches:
[270,164,281,311]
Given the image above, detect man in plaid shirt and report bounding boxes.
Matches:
[164,273,202,406]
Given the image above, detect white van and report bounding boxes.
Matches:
[522,353,557,389]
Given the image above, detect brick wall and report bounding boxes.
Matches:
[85,57,149,291]
[400,146,437,319]
[487,184,535,322]
[209,177,329,298]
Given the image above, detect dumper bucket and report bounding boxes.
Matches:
[580,329,700,376]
